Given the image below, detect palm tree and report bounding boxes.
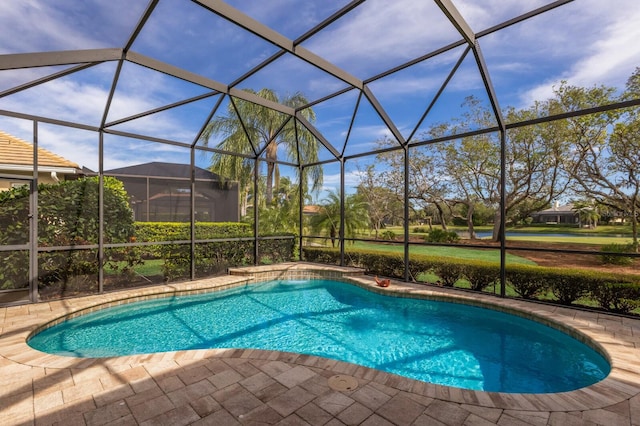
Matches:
[573,200,600,229]
[310,190,369,247]
[258,176,303,234]
[199,88,322,215]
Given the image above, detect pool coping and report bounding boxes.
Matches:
[2,262,640,415]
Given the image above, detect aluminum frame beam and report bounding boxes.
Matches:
[192,0,363,90]
[0,49,122,70]
[434,0,475,45]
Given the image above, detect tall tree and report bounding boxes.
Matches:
[200,88,322,214]
[433,96,571,241]
[572,199,600,229]
[555,79,640,245]
[377,141,450,230]
[310,190,369,248]
[356,164,403,239]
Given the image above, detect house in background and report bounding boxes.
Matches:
[105,162,239,222]
[530,202,578,224]
[0,130,82,190]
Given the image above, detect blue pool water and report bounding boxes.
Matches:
[28,279,610,393]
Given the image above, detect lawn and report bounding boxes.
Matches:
[105,259,164,277]
[507,224,633,235]
[385,224,635,246]
[350,241,536,265]
[505,235,634,245]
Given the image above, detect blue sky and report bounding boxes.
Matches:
[0,0,638,197]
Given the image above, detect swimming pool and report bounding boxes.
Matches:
[28,279,610,393]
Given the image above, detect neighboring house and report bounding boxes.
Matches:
[0,130,82,190]
[302,205,321,216]
[530,202,578,224]
[104,162,239,222]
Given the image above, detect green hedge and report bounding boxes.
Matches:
[0,189,296,292]
[302,247,640,315]
[158,236,296,280]
[590,281,640,313]
[505,265,549,299]
[136,223,296,280]
[0,177,134,290]
[135,222,252,242]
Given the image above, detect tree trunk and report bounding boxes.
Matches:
[466,204,476,240]
[266,161,274,205]
[492,210,502,242]
[265,141,278,205]
[240,189,248,217]
[435,203,447,230]
[330,225,336,248]
[633,202,638,251]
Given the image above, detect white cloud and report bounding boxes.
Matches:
[0,115,188,173]
[0,1,91,53]
[305,0,460,77]
[454,0,551,32]
[0,0,146,53]
[563,5,640,89]
[506,0,640,106]
[369,73,448,98]
[2,0,637,169]
[320,169,363,194]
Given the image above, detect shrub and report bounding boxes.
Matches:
[159,235,296,281]
[258,237,296,264]
[302,246,640,315]
[408,257,434,282]
[412,226,428,233]
[463,262,500,291]
[302,246,341,265]
[380,230,396,241]
[425,229,459,243]
[135,222,251,243]
[600,243,636,266]
[0,184,30,289]
[432,261,464,287]
[590,281,640,314]
[135,222,257,279]
[0,177,135,291]
[505,265,548,299]
[548,272,590,305]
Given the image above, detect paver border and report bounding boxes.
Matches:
[2,262,640,414]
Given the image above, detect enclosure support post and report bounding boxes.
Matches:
[253,157,259,265]
[29,121,39,303]
[339,158,345,266]
[98,131,105,293]
[403,146,410,282]
[298,165,304,261]
[190,149,196,280]
[499,130,506,297]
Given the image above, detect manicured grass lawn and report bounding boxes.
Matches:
[508,224,632,235]
[105,259,164,277]
[385,224,635,245]
[505,235,633,245]
[350,241,536,265]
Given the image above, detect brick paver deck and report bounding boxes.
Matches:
[1,263,639,425]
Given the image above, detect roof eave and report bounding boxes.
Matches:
[0,164,80,174]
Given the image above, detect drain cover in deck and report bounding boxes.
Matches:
[328,374,359,391]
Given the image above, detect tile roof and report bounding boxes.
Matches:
[0,130,79,169]
[533,203,576,214]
